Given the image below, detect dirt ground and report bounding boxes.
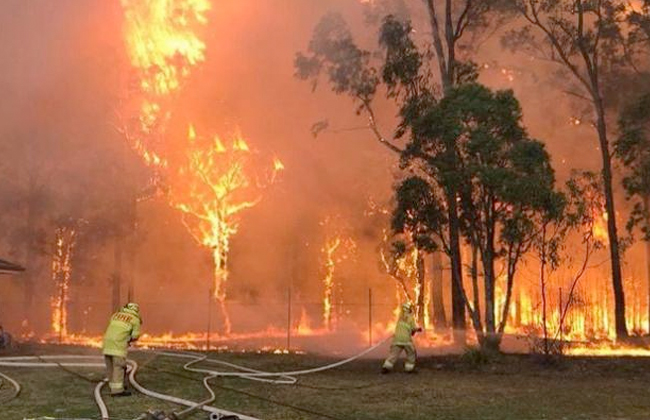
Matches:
[2,344,650,420]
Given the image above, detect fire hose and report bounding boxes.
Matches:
[0,369,21,403]
[151,335,391,385]
[0,336,390,420]
[127,358,260,420]
[134,335,392,419]
[0,355,254,420]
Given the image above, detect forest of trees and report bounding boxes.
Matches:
[296,0,650,350]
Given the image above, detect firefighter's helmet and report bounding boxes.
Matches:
[125,302,140,314]
[401,302,413,313]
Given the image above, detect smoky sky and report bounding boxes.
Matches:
[0,0,644,336]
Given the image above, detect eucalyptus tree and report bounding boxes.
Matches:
[296,1,506,335]
[393,83,563,350]
[504,0,648,339]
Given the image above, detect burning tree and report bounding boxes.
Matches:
[393,84,563,350]
[320,216,356,331]
[296,3,508,339]
[502,0,650,339]
[529,172,608,355]
[120,0,210,157]
[380,230,429,328]
[117,1,285,335]
[168,125,283,334]
[113,0,212,306]
[617,92,650,333]
[50,223,78,341]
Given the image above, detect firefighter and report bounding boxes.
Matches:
[382,302,422,374]
[102,302,141,396]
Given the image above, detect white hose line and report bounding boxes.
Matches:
[182,355,296,385]
[0,355,105,368]
[94,380,109,420]
[155,335,391,383]
[0,362,104,368]
[0,370,21,402]
[127,359,261,420]
[0,355,107,419]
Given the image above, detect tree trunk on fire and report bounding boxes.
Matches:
[595,97,628,339]
[645,195,650,335]
[431,251,447,329]
[514,0,629,340]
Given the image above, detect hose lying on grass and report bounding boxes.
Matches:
[0,336,390,420]
[0,354,258,420]
[151,335,391,385]
[127,358,261,420]
[134,336,391,419]
[0,369,21,404]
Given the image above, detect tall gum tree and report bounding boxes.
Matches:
[393,83,563,350]
[296,0,505,338]
[504,0,644,339]
[616,93,650,333]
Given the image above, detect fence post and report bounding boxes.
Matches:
[287,287,292,350]
[368,288,373,348]
[558,287,563,342]
[206,287,212,352]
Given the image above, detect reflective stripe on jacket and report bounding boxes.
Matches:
[102,308,141,358]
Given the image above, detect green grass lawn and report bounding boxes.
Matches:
[2,344,650,420]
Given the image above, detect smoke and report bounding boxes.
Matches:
[0,0,646,349]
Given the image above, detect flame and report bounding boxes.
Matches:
[569,116,582,126]
[188,123,197,141]
[501,68,516,82]
[320,218,356,331]
[232,136,250,152]
[35,327,326,352]
[593,210,609,243]
[214,136,227,153]
[119,2,284,337]
[273,157,285,171]
[119,0,210,167]
[50,226,77,338]
[121,0,209,97]
[379,229,427,325]
[322,236,341,330]
[296,307,314,336]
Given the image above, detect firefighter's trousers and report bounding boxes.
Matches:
[383,344,416,372]
[104,355,127,394]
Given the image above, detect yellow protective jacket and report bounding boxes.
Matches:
[392,311,417,346]
[102,307,141,358]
